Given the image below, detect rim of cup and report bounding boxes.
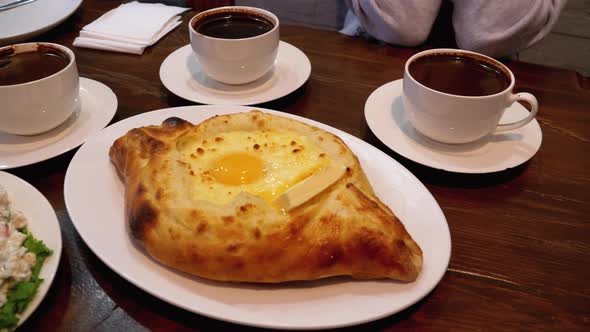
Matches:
[404,48,515,99]
[189,6,279,42]
[0,42,75,88]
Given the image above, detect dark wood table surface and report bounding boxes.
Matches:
[5,0,590,331]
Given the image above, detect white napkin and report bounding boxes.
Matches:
[73,1,189,55]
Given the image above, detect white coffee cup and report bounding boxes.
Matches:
[402,48,538,144]
[0,42,79,136]
[188,6,279,85]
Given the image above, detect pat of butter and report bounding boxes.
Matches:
[275,163,347,211]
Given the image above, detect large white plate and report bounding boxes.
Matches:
[64,105,450,330]
[0,0,83,45]
[0,77,118,170]
[0,171,62,328]
[159,42,311,105]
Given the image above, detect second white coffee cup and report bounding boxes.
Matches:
[402,48,538,144]
[189,6,280,85]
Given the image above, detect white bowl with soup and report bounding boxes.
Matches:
[0,42,79,136]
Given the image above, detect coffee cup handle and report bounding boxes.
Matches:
[496,93,539,132]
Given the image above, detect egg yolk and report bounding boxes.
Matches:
[209,152,265,185]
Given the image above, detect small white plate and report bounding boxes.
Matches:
[0,171,62,328]
[0,0,82,45]
[159,41,311,105]
[365,80,543,174]
[0,77,118,170]
[64,105,450,330]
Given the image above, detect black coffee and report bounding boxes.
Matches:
[409,53,510,96]
[0,46,69,86]
[194,11,274,39]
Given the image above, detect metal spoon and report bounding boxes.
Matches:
[0,0,38,12]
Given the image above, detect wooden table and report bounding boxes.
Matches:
[6,0,589,330]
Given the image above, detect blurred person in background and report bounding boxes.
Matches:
[341,0,567,58]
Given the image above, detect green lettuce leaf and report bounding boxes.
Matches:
[0,228,52,329]
[21,228,52,279]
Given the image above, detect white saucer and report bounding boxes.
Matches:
[0,0,83,45]
[365,80,543,174]
[159,41,311,105]
[0,77,118,170]
[0,171,62,329]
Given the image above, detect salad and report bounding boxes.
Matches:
[0,185,52,330]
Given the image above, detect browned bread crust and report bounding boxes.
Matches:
[109,111,422,283]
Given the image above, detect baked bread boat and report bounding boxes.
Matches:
[109,111,422,283]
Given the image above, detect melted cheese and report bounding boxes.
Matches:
[179,129,329,205]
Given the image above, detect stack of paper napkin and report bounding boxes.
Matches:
[73,1,189,55]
